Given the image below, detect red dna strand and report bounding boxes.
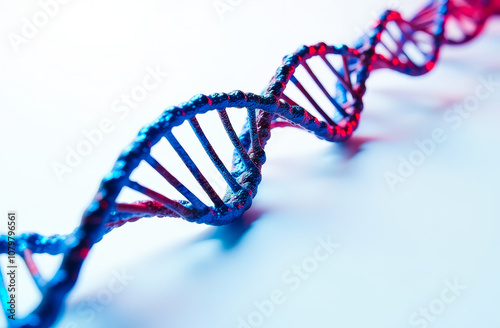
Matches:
[1,0,499,326]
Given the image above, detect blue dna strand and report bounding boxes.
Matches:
[1,0,498,326]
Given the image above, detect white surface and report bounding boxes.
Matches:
[1,0,499,327]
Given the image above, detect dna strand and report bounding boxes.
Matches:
[1,0,499,326]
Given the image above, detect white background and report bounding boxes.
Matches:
[1,0,500,327]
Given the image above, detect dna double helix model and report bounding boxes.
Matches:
[2,0,499,326]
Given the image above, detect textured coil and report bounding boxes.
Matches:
[1,1,498,327]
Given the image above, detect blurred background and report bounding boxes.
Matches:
[1,0,499,327]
